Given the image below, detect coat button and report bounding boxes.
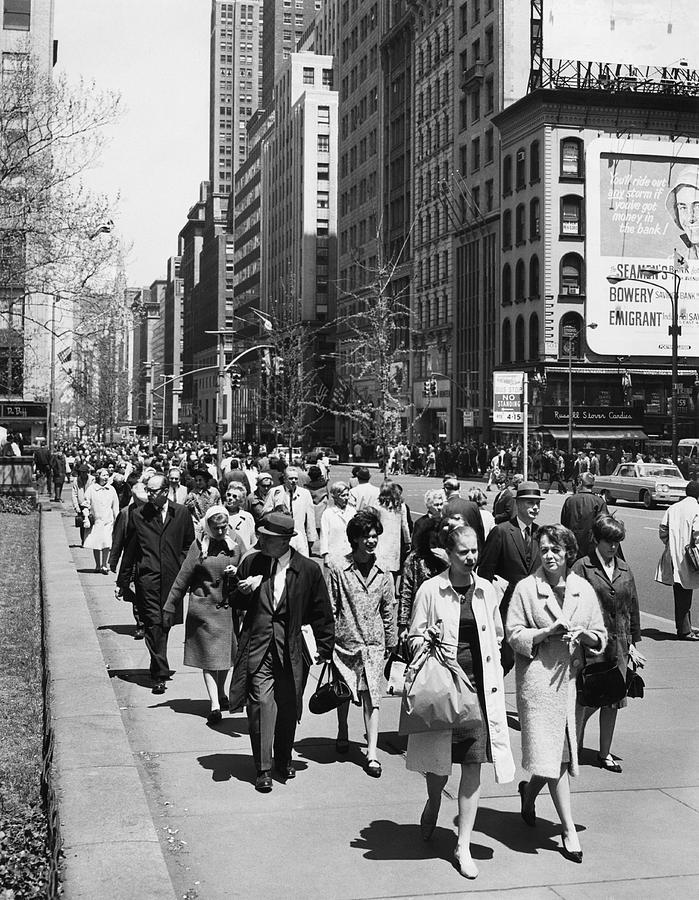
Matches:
[572,659,581,668]
[491,686,497,693]
[481,624,486,631]
[486,655,492,662]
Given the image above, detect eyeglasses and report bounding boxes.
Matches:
[146,487,166,495]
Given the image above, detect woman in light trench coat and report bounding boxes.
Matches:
[506,524,606,864]
[406,525,515,880]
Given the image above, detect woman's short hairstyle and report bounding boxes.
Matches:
[535,524,578,567]
[346,507,383,548]
[378,480,402,510]
[307,465,322,481]
[592,514,626,544]
[225,483,246,498]
[444,524,478,553]
[194,467,212,482]
[329,480,349,498]
[467,487,487,507]
[424,488,445,509]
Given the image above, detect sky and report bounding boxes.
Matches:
[54,0,211,287]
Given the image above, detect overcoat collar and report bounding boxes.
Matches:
[578,552,629,584]
[533,568,582,622]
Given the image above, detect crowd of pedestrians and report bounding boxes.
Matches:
[26,434,699,880]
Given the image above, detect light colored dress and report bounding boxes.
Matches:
[319,504,354,567]
[82,483,120,550]
[371,502,411,573]
[506,569,607,779]
[328,557,397,708]
[405,571,515,781]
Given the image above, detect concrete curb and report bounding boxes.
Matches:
[41,509,177,900]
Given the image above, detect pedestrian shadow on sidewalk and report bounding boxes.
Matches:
[641,627,676,642]
[98,623,138,637]
[474,806,584,855]
[350,818,492,865]
[197,752,265,785]
[107,667,155,688]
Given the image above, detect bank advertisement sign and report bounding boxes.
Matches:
[586,138,699,358]
[493,372,524,423]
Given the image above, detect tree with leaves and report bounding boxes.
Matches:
[0,46,122,403]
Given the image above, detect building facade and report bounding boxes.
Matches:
[493,81,699,450]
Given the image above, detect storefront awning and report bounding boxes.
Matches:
[545,427,649,442]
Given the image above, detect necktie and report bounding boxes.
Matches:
[270,559,278,607]
[523,525,531,553]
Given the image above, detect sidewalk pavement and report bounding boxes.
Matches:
[42,503,699,899]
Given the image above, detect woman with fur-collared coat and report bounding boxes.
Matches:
[506,524,606,864]
[406,525,515,880]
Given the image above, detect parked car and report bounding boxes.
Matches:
[307,446,339,465]
[595,462,688,509]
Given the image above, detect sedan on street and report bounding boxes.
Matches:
[595,462,688,509]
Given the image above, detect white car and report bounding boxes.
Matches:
[595,463,688,509]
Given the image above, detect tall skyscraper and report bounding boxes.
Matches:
[261,0,319,112]
[209,0,263,199]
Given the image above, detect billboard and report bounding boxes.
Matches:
[586,138,699,358]
[493,372,524,424]
[542,0,699,69]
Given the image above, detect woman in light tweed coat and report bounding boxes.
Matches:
[506,524,606,864]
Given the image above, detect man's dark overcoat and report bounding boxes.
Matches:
[229,549,334,720]
[122,501,195,625]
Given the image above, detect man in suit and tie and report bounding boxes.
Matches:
[166,467,188,504]
[229,512,334,792]
[477,481,544,672]
[122,473,195,694]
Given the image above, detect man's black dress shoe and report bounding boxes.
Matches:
[152,681,166,695]
[275,760,296,780]
[255,771,273,792]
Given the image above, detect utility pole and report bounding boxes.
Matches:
[48,295,57,451]
[146,361,154,452]
[205,330,230,478]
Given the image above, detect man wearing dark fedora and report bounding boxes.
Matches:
[228,512,334,792]
[478,481,544,672]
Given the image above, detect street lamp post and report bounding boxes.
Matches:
[607,262,683,461]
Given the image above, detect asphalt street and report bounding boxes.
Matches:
[331,464,674,626]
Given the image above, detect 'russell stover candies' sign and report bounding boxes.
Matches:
[542,406,643,427]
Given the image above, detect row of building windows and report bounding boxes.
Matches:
[340,45,378,101]
[459,0,495,35]
[501,313,539,363]
[416,248,450,289]
[417,115,451,160]
[416,72,451,121]
[501,253,585,305]
[502,199,541,247]
[416,292,452,330]
[502,257,540,305]
[339,129,378,175]
[416,23,451,76]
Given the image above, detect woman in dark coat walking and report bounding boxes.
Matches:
[572,514,645,772]
[163,506,244,724]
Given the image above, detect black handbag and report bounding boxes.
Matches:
[576,660,627,708]
[308,661,351,714]
[625,661,645,699]
[74,515,83,528]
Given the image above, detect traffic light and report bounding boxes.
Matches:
[231,371,241,389]
[430,378,438,397]
[275,357,285,376]
[423,380,430,397]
